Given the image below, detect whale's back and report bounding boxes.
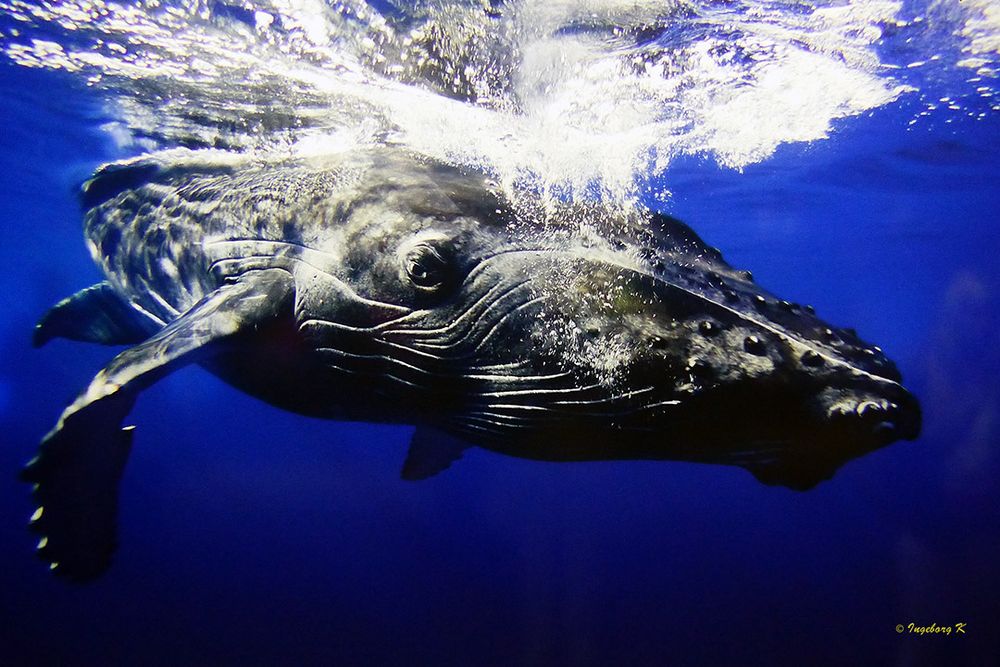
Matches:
[81,150,354,321]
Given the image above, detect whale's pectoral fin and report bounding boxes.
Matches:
[21,391,137,581]
[401,427,471,481]
[744,456,838,492]
[22,269,295,581]
[34,282,154,347]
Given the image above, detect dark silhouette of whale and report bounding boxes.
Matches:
[23,146,920,580]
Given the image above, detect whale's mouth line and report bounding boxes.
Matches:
[201,224,920,466]
[206,238,897,388]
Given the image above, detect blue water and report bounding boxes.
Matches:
[2,17,1000,667]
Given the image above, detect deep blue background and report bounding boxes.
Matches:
[1,61,998,666]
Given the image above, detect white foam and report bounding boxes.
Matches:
[958,0,1000,76]
[0,0,965,206]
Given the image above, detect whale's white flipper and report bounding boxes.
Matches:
[22,269,294,580]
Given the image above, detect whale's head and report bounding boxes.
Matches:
[294,153,920,489]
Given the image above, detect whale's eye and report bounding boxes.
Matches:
[403,242,451,289]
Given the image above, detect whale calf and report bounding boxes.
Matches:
[23,147,920,580]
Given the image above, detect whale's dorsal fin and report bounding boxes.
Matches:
[34,282,154,347]
[401,427,471,481]
[22,269,294,581]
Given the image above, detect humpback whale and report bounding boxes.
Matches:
[23,147,920,580]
